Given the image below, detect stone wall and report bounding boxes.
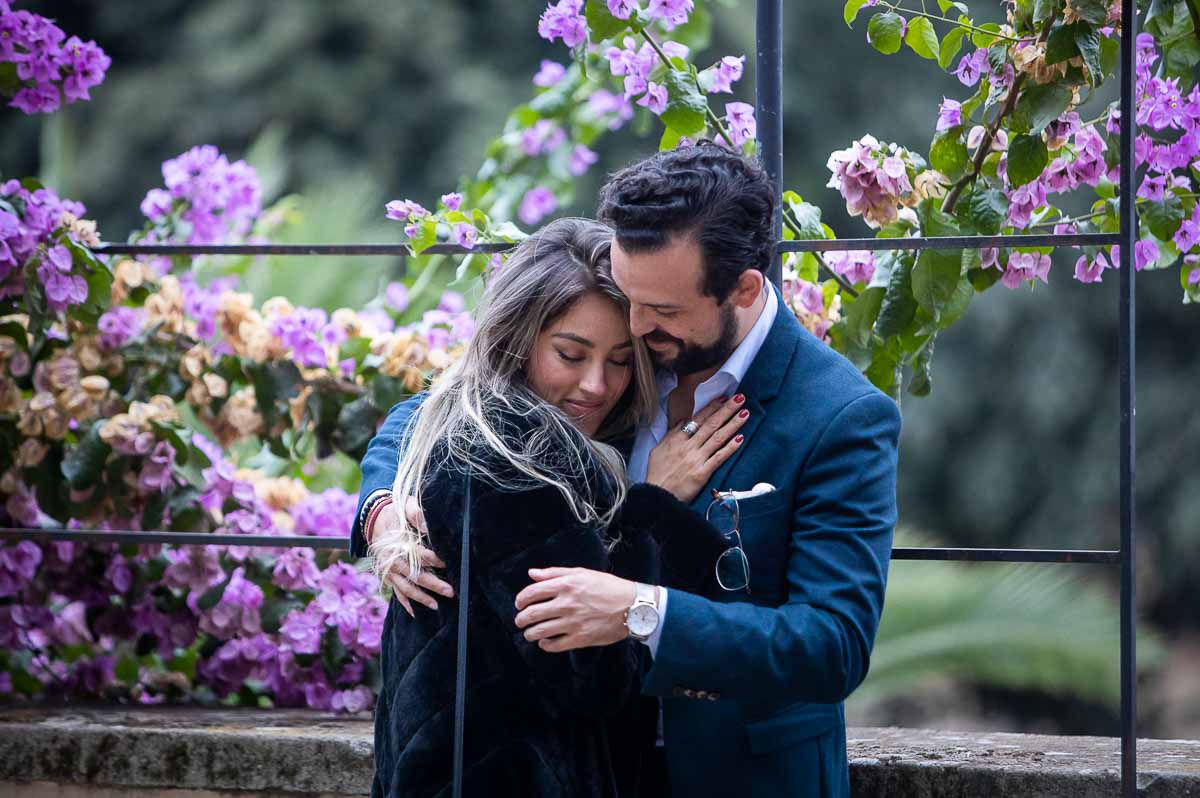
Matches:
[1,707,1198,797]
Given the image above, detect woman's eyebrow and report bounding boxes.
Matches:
[552,332,594,347]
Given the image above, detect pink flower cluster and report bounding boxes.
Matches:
[139,145,263,248]
[826,135,914,228]
[0,3,110,114]
[0,180,87,305]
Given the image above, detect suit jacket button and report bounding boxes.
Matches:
[695,690,708,700]
[672,686,684,698]
[683,688,697,699]
[707,692,719,701]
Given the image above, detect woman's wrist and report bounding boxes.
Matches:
[363,493,394,546]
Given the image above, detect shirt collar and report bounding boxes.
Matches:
[654,285,778,399]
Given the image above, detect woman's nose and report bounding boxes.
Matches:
[578,362,607,397]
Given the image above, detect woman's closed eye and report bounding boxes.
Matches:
[556,349,584,363]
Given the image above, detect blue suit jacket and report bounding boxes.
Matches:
[351,293,901,797]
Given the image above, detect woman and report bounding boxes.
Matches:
[368,218,747,797]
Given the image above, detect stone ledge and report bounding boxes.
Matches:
[0,707,1198,797]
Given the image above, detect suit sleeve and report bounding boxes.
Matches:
[641,391,901,705]
[470,480,643,718]
[349,394,425,558]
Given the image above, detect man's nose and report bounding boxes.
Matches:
[629,305,654,337]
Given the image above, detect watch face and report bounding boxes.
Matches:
[628,603,658,637]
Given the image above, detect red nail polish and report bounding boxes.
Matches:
[735,434,744,443]
[734,393,745,404]
[738,409,749,418]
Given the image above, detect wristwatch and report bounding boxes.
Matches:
[625,583,661,642]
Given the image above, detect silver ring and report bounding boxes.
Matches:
[682,420,700,438]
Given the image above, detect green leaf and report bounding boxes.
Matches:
[585,0,630,40]
[907,334,936,396]
[1044,23,1081,65]
[785,197,825,239]
[844,0,871,26]
[1098,35,1120,80]
[875,255,918,338]
[938,267,975,328]
[409,219,439,255]
[1143,193,1186,241]
[0,321,28,352]
[1007,134,1049,188]
[332,395,383,461]
[905,17,940,60]
[1073,24,1103,86]
[61,425,112,491]
[846,286,885,348]
[1069,0,1110,25]
[661,68,708,136]
[939,26,968,70]
[917,198,960,238]
[973,22,1003,48]
[261,599,305,634]
[338,336,372,365]
[116,656,140,685]
[868,12,905,55]
[659,126,683,151]
[963,187,1009,236]
[912,249,963,319]
[196,579,229,612]
[1012,83,1073,135]
[930,128,969,179]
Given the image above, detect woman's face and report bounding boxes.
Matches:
[528,291,634,438]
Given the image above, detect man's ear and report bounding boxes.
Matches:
[731,268,765,308]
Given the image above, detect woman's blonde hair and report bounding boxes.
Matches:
[369,218,656,583]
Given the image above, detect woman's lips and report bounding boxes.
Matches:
[563,399,605,415]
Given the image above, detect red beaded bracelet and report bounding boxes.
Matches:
[363,495,394,547]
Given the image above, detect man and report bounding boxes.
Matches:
[351,143,901,797]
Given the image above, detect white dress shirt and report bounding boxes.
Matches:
[627,285,778,656]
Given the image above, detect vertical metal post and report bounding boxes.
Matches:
[1118,0,1138,795]
[755,0,783,288]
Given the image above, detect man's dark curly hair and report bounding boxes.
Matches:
[596,142,776,302]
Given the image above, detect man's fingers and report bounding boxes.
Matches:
[528,566,576,581]
[515,576,567,611]
[538,635,584,653]
[514,598,566,629]
[523,618,571,642]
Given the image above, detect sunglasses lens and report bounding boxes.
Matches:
[716,547,750,592]
[706,497,739,535]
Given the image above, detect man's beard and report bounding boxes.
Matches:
[646,301,739,376]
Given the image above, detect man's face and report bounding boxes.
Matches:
[610,234,737,375]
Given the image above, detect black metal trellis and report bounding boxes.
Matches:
[0,1,1140,794]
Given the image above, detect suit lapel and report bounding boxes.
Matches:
[689,286,804,514]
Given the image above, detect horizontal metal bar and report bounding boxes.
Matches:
[95,242,514,257]
[93,232,1122,259]
[0,528,348,549]
[892,547,1120,564]
[779,233,1121,253]
[1,530,1120,563]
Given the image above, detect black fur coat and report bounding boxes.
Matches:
[371,413,730,798]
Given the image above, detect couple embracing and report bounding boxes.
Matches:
[351,143,901,798]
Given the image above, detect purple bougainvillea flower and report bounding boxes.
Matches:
[518,187,558,226]
[725,102,756,147]
[936,98,962,132]
[533,59,567,87]
[707,55,745,94]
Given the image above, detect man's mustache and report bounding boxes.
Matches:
[644,330,682,346]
